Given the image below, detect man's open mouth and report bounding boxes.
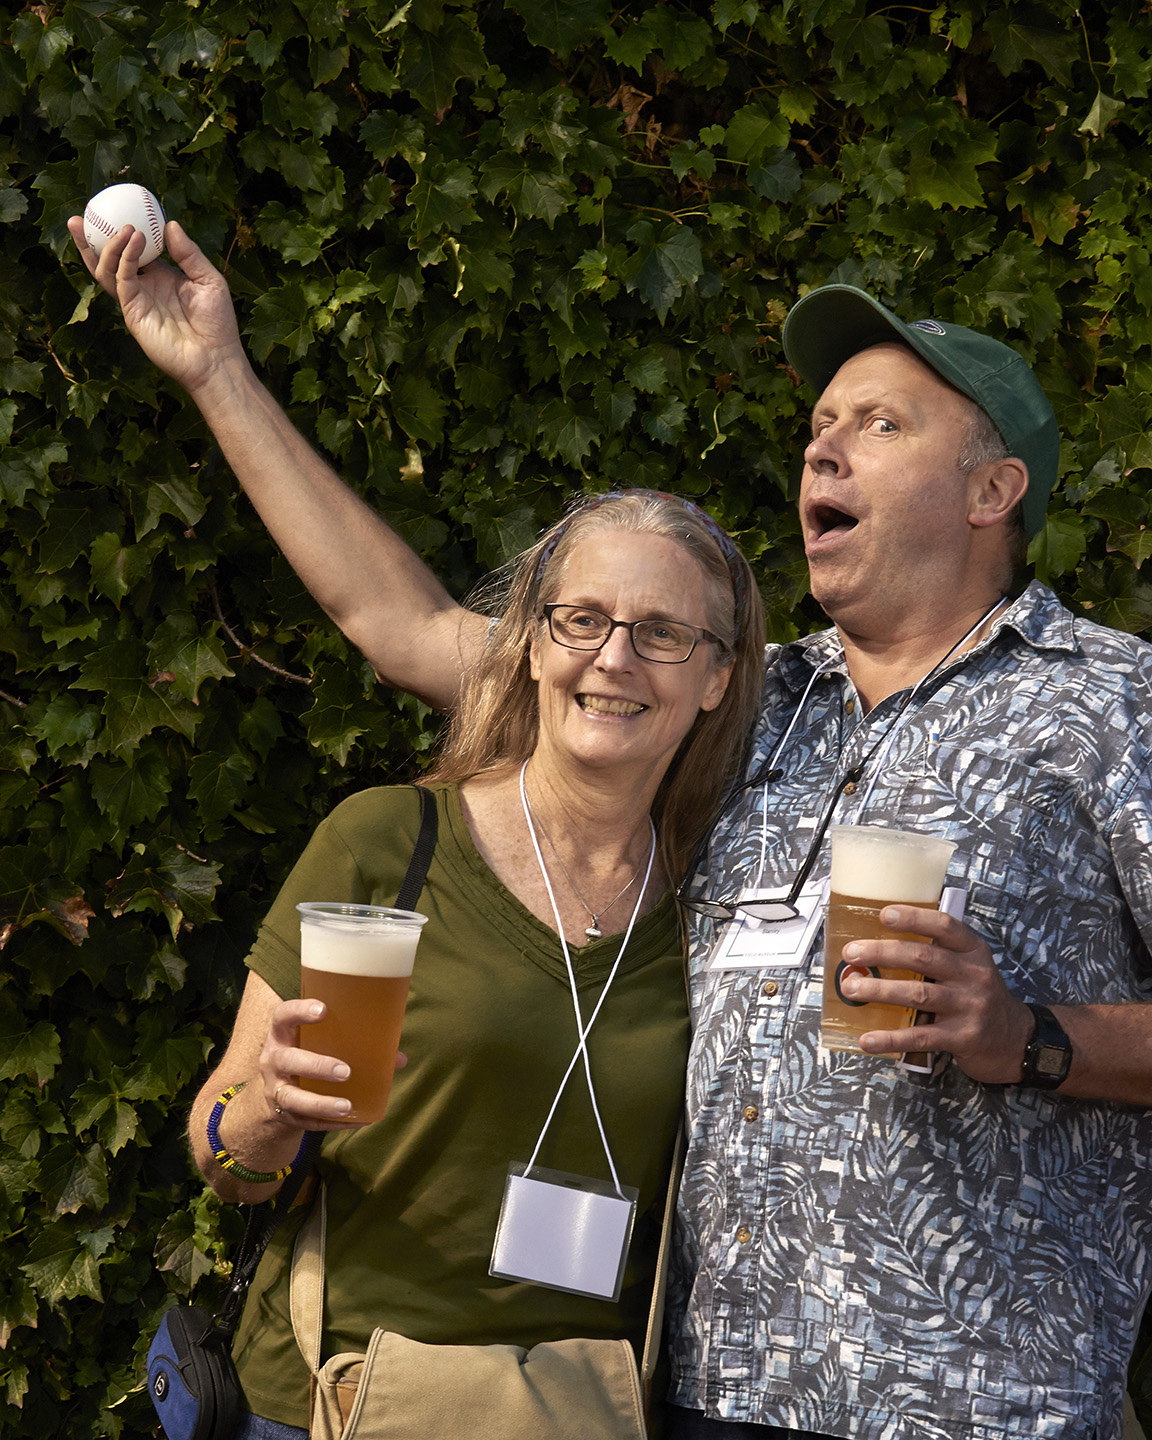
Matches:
[810,503,859,538]
[578,695,647,716]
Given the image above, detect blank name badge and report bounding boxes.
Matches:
[707,878,829,971]
[490,1163,638,1302]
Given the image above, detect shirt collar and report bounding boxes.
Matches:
[773,579,1077,693]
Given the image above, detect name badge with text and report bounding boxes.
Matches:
[707,878,829,971]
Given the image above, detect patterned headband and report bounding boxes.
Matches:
[533,488,747,645]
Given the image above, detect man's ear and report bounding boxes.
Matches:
[968,457,1029,529]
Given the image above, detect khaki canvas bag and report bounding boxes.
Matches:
[289,1132,682,1440]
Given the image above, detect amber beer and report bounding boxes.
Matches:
[296,903,427,1123]
[822,826,957,1055]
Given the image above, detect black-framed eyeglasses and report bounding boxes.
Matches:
[542,603,723,664]
[677,763,863,924]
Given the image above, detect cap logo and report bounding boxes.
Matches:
[909,319,946,335]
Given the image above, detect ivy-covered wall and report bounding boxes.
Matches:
[4,1,1152,1434]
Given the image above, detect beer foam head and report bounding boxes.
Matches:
[297,903,427,976]
[828,825,956,904]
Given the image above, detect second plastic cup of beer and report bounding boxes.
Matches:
[822,825,957,1055]
[296,902,427,1123]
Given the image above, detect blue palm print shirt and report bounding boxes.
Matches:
[667,582,1152,1440]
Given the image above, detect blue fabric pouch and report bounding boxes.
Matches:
[146,1305,245,1440]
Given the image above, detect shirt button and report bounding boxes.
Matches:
[762,980,778,998]
[742,1105,759,1122]
[842,780,858,795]
[736,1226,752,1243]
[845,698,855,714]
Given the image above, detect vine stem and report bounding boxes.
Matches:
[209,580,312,685]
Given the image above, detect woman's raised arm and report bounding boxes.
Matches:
[66,217,488,708]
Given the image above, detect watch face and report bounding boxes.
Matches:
[1036,1044,1069,1078]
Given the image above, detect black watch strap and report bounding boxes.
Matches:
[1020,1002,1072,1090]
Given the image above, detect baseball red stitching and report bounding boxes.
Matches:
[144,196,163,248]
[84,208,117,238]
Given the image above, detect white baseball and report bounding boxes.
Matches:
[83,183,166,265]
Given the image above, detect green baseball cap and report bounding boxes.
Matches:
[781,283,1059,536]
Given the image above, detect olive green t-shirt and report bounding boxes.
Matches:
[232,783,689,1426]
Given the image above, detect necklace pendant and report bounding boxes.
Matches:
[585,924,602,941]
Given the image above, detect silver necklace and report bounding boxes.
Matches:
[523,783,651,940]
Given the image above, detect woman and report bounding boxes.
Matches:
[187,489,765,1438]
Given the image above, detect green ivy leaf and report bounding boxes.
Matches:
[154,1209,214,1293]
[1095,388,1152,472]
[1103,519,1152,569]
[70,1079,141,1149]
[391,372,449,445]
[89,531,153,605]
[130,474,208,539]
[749,148,804,202]
[106,845,222,939]
[41,1142,109,1217]
[27,695,99,755]
[36,499,121,574]
[147,16,226,75]
[301,662,383,764]
[188,751,256,824]
[480,152,572,225]
[1029,510,1088,582]
[70,640,200,753]
[148,614,234,704]
[21,1220,114,1305]
[0,190,27,226]
[0,847,94,951]
[248,282,333,363]
[623,222,704,322]
[91,38,145,105]
[1079,90,1125,137]
[985,9,1077,84]
[119,1016,211,1102]
[908,149,989,210]
[406,159,477,240]
[399,17,487,115]
[538,397,601,467]
[0,1143,38,1207]
[0,1016,61,1087]
[90,750,171,832]
[725,104,789,164]
[507,0,611,57]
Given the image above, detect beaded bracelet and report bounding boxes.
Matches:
[206,1081,310,1185]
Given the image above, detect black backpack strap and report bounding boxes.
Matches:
[394,784,438,912]
[214,786,438,1336]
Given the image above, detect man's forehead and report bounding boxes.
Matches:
[811,341,963,413]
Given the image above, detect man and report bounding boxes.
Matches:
[72,221,1152,1440]
[665,289,1152,1440]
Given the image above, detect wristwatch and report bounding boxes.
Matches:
[1019,1003,1073,1089]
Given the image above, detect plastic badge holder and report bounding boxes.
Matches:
[490,1162,639,1302]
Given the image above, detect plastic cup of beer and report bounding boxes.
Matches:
[296,902,427,1123]
[822,826,957,1055]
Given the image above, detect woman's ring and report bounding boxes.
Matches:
[273,1082,287,1117]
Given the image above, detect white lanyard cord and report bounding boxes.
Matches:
[854,597,1007,815]
[518,761,656,1198]
[759,597,1007,869]
[757,653,840,882]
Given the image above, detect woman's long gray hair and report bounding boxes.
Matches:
[424,491,765,880]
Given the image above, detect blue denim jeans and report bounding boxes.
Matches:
[666,1406,841,1440]
[234,1413,309,1440]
